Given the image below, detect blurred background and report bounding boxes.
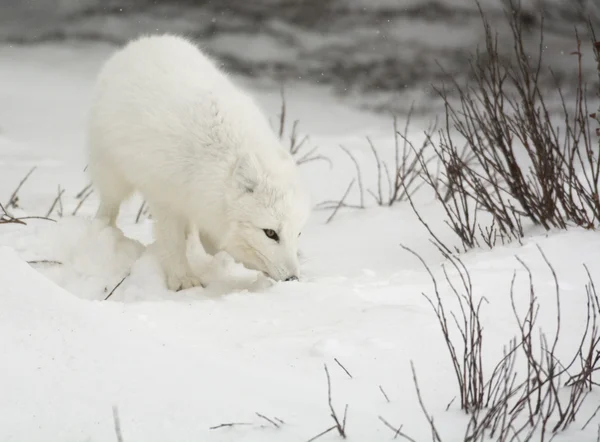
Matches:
[1,0,599,114]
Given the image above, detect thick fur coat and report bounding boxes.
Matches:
[87,34,311,290]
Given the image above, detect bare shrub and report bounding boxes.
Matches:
[405,123,495,254]
[564,265,600,390]
[405,244,600,441]
[409,1,600,251]
[401,245,487,412]
[366,109,434,207]
[317,109,434,220]
[276,87,331,167]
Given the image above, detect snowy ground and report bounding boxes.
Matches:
[1,42,600,442]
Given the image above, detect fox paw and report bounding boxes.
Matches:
[165,270,205,291]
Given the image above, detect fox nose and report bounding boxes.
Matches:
[285,275,299,282]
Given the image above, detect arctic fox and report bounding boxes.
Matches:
[86,34,311,290]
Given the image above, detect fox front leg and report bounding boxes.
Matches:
[185,224,232,286]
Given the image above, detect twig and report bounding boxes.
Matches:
[27,260,62,265]
[112,406,124,442]
[209,422,253,430]
[6,166,36,208]
[338,145,365,208]
[75,182,92,199]
[0,202,56,226]
[255,412,281,429]
[366,136,384,205]
[378,416,417,442]
[583,404,600,431]
[46,186,65,218]
[0,201,26,226]
[324,363,347,438]
[72,188,94,215]
[306,425,336,442]
[135,200,147,223]
[410,361,442,442]
[334,358,353,379]
[104,274,129,301]
[325,179,355,224]
[379,385,390,403]
[278,85,286,140]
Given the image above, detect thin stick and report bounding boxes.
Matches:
[0,201,26,226]
[410,361,442,442]
[6,166,36,207]
[278,86,286,139]
[0,202,55,225]
[255,412,280,429]
[57,185,64,217]
[27,260,62,265]
[324,363,347,437]
[378,416,417,442]
[209,422,252,430]
[15,215,56,222]
[334,358,353,379]
[112,406,124,442]
[379,385,390,403]
[46,187,65,218]
[72,188,93,215]
[338,145,365,208]
[306,425,336,442]
[582,404,600,431]
[135,200,147,223]
[326,179,355,224]
[75,183,92,199]
[104,274,129,301]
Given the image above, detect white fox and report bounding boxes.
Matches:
[86,34,311,290]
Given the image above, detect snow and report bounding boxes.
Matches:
[1,42,599,442]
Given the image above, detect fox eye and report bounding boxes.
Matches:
[263,229,279,242]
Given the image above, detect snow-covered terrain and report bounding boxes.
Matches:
[1,41,599,442]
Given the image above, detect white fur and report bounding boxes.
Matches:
[86,34,311,290]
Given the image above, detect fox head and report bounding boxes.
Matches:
[222,150,311,282]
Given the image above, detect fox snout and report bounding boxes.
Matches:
[269,258,300,282]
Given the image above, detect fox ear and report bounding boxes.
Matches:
[233,153,259,193]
